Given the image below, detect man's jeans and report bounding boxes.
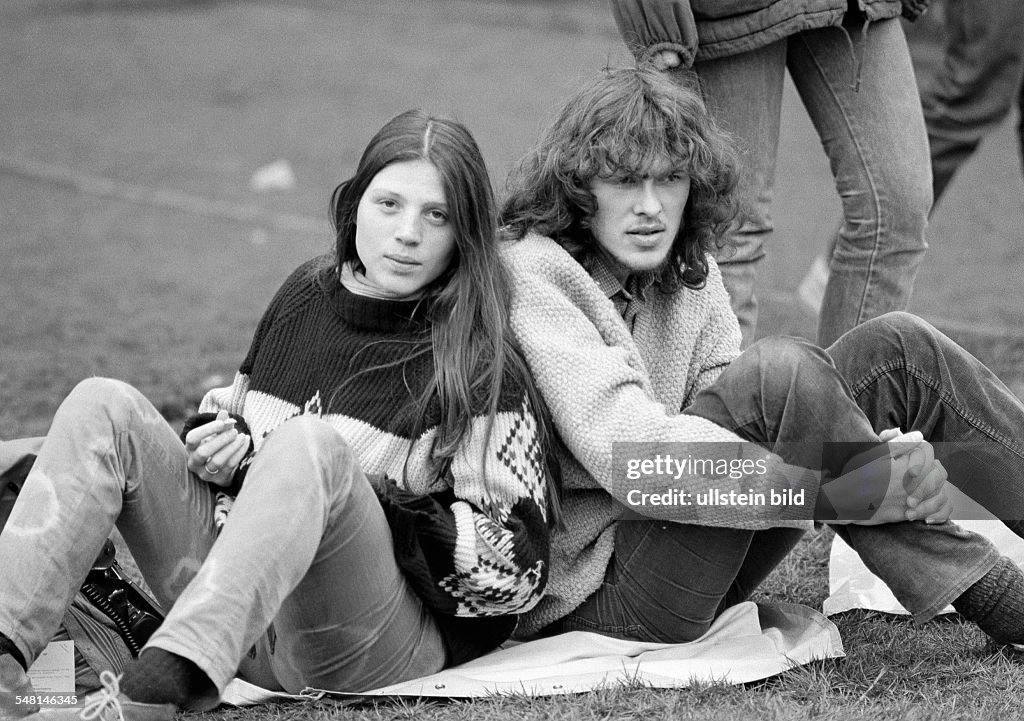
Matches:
[0,379,445,698]
[920,0,1024,204]
[561,313,1020,643]
[693,17,931,348]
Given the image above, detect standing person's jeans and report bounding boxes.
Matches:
[920,0,1024,205]
[559,312,1021,642]
[692,17,932,348]
[0,379,445,702]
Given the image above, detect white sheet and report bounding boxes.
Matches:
[222,600,844,704]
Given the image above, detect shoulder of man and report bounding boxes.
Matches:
[500,233,598,289]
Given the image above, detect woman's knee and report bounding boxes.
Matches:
[251,416,359,495]
[61,377,148,427]
[263,416,348,454]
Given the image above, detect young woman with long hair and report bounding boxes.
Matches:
[0,110,557,720]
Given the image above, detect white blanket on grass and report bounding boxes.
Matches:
[222,600,843,704]
[1,439,843,703]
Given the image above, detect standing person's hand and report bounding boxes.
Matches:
[651,49,682,70]
[185,410,250,487]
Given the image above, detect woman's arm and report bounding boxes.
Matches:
[377,393,550,617]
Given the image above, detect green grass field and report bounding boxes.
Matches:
[3,1,1024,718]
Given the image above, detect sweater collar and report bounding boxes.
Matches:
[326,269,433,332]
[589,254,658,303]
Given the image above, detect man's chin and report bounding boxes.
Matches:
[624,251,672,275]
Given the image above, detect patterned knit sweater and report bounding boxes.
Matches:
[502,234,815,636]
[192,256,551,664]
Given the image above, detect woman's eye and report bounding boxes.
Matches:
[427,209,448,224]
[378,199,398,210]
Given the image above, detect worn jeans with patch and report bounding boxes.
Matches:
[692,17,932,348]
[561,312,1023,642]
[0,378,444,699]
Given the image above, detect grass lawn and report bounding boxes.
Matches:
[3,1,1024,718]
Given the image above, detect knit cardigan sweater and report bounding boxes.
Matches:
[191,256,551,664]
[502,235,815,636]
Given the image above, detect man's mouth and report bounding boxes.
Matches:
[628,226,665,237]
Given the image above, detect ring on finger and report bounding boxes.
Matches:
[204,461,221,475]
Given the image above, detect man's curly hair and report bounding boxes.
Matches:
[501,65,740,290]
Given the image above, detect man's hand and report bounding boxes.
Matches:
[822,429,952,526]
[185,410,250,487]
[878,428,952,524]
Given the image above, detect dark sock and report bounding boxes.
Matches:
[953,556,1024,645]
[119,648,214,707]
[0,633,27,671]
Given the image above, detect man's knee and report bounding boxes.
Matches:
[744,336,831,375]
[865,311,937,346]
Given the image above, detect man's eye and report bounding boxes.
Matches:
[379,199,398,209]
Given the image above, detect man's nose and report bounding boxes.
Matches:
[633,179,662,216]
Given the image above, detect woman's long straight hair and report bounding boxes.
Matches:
[329,110,560,524]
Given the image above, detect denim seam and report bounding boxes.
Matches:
[794,29,884,327]
[562,612,647,640]
[848,358,1024,456]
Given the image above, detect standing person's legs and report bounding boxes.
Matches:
[689,40,788,348]
[787,19,932,348]
[145,416,446,697]
[1018,72,1024,182]
[920,0,1024,205]
[0,377,219,670]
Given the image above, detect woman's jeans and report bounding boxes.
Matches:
[562,312,1023,643]
[920,0,1024,205]
[0,379,445,698]
[692,17,932,347]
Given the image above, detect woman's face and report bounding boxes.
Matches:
[354,159,457,298]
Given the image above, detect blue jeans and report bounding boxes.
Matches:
[561,312,1021,642]
[0,379,445,701]
[692,17,931,348]
[920,0,1024,204]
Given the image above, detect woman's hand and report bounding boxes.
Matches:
[185,410,250,487]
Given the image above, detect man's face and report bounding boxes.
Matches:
[587,165,691,281]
